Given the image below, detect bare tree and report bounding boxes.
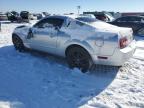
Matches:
[0,22,1,32]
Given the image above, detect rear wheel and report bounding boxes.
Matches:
[12,35,25,52]
[66,46,93,73]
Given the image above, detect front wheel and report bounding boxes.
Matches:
[12,35,25,52]
[66,46,93,73]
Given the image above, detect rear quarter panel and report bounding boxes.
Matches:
[99,34,118,56]
[56,24,118,57]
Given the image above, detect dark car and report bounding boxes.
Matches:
[36,14,43,20]
[7,11,21,22]
[20,11,30,22]
[0,13,8,21]
[109,16,144,36]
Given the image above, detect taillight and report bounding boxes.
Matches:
[101,16,106,21]
[119,37,128,49]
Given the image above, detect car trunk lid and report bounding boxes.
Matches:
[88,21,134,48]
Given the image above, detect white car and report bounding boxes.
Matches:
[12,15,136,72]
[29,14,37,20]
[79,14,96,19]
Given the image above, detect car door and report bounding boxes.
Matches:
[27,17,64,53]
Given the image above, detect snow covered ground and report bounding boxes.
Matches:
[0,22,144,108]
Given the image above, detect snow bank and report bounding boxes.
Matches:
[0,101,24,108]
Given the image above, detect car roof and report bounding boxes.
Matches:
[44,15,69,20]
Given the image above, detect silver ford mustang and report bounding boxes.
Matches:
[12,15,136,72]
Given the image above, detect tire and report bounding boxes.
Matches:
[12,35,25,52]
[66,46,93,73]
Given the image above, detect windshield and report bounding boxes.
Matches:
[76,17,97,23]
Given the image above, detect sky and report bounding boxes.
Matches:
[1,0,144,14]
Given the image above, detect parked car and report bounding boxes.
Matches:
[7,11,21,22]
[12,15,136,72]
[35,14,41,20]
[94,12,115,22]
[42,12,50,17]
[20,11,30,22]
[0,13,8,21]
[76,16,97,23]
[29,13,37,20]
[109,16,144,36]
[84,12,115,22]
[79,14,96,18]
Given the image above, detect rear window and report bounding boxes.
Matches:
[76,17,97,23]
[75,20,84,26]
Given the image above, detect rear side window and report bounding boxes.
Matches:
[34,19,47,28]
[48,18,64,28]
[76,20,84,26]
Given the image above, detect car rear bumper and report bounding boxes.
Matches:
[92,40,136,66]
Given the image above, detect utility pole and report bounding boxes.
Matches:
[0,22,1,32]
[77,5,81,15]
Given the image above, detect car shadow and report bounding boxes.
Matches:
[0,45,119,108]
